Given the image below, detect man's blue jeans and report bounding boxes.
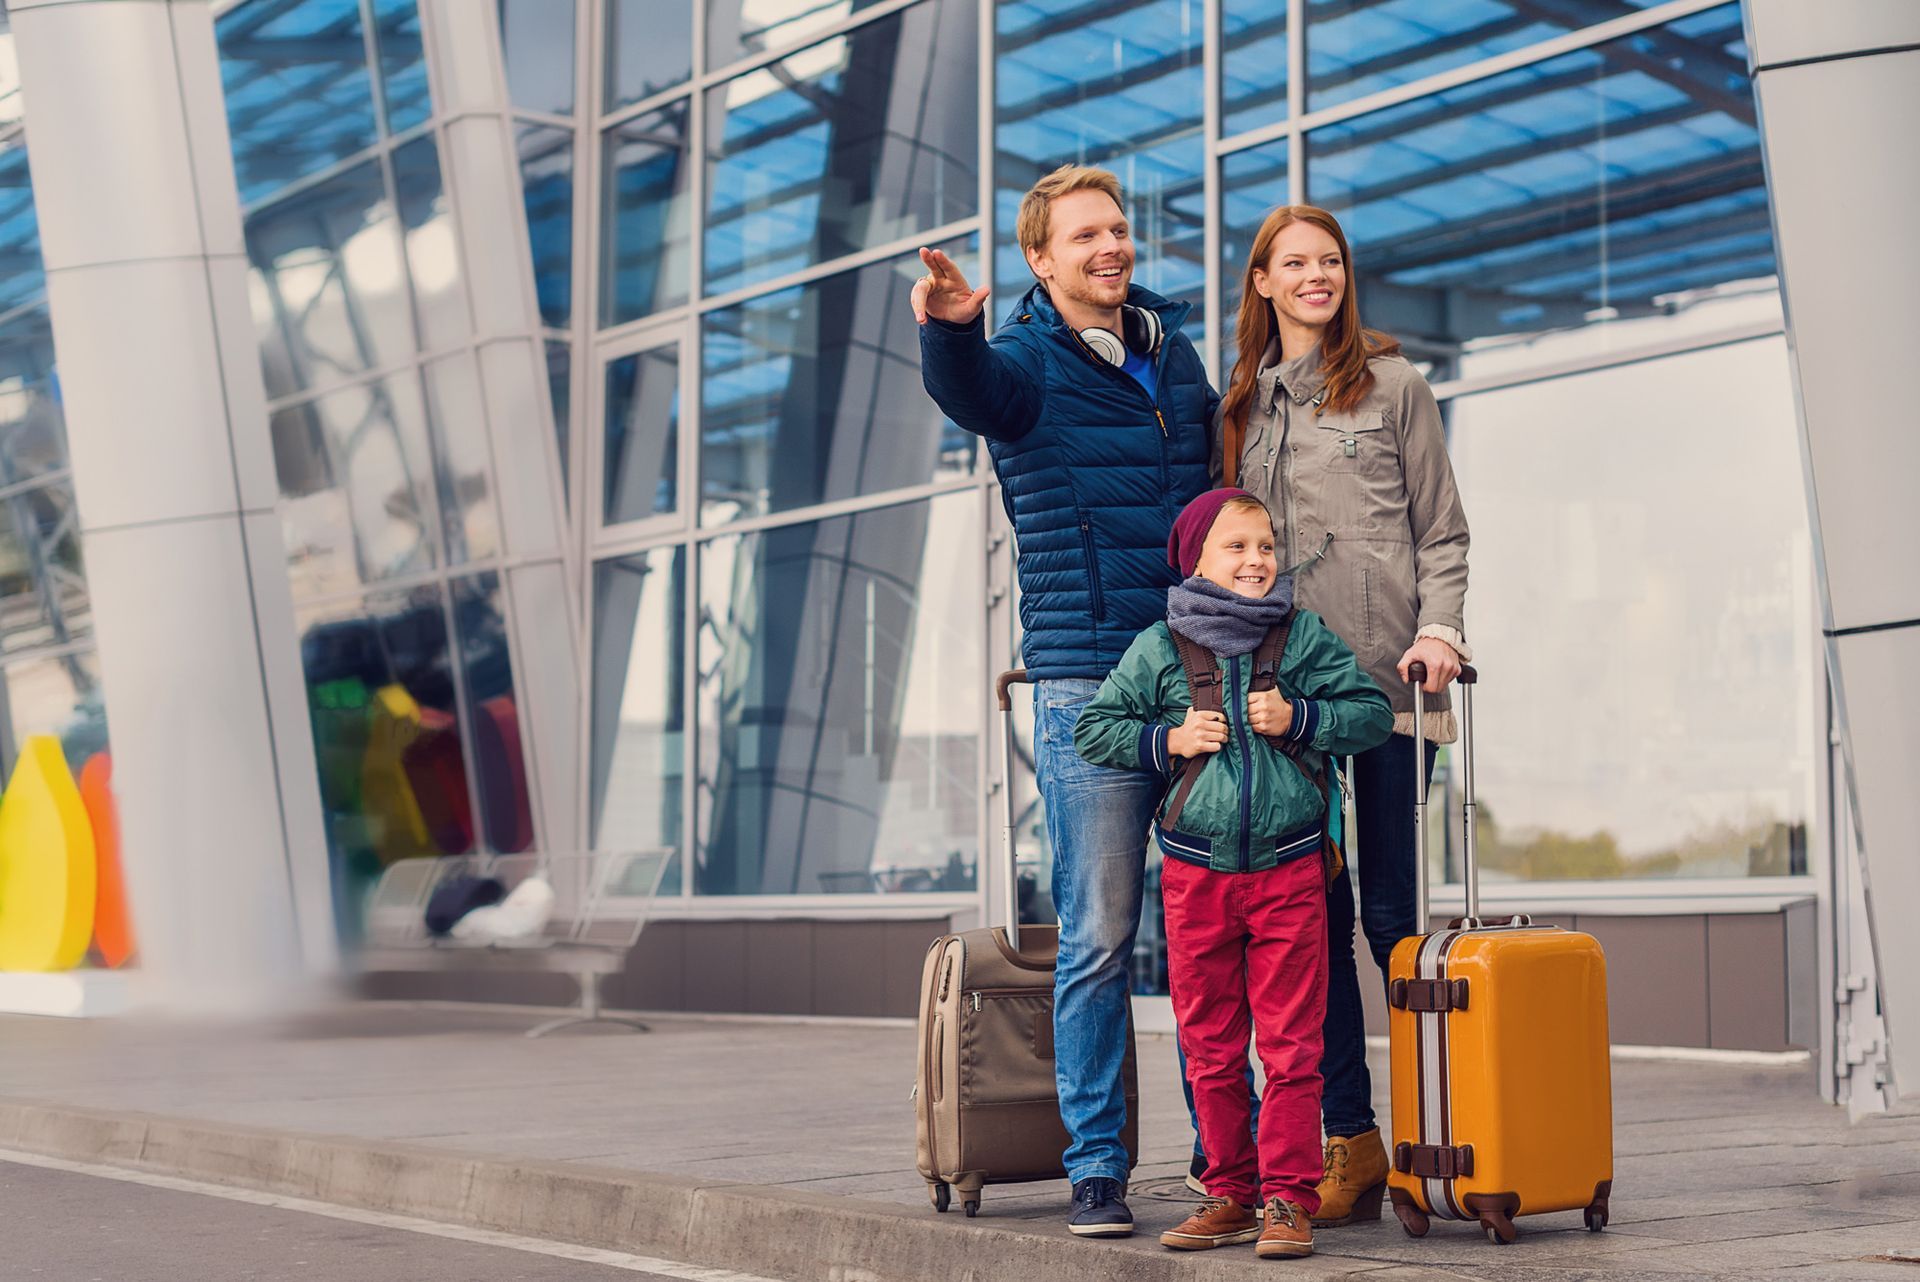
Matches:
[1034,678,1159,1186]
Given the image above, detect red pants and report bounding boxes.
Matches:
[1163,853,1328,1210]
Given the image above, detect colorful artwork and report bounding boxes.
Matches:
[80,753,136,969]
[0,737,98,972]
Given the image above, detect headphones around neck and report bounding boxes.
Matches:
[1079,304,1163,368]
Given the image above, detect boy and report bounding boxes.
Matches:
[1073,489,1392,1258]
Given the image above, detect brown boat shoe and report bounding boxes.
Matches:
[1312,1128,1389,1226]
[1256,1197,1315,1258]
[1159,1196,1263,1250]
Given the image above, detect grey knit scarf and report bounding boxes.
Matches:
[1165,574,1295,658]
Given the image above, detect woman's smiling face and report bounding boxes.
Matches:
[1253,220,1346,336]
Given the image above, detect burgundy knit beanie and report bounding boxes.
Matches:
[1167,487,1264,578]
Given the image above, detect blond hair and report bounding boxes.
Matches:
[1016,166,1126,270]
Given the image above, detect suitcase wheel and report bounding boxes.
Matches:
[1479,1212,1518,1246]
[964,1198,980,1218]
[1392,1199,1429,1238]
[1584,1204,1608,1233]
[928,1181,950,1213]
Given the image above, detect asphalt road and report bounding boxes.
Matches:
[0,1155,787,1282]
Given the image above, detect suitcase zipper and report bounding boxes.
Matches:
[966,986,1052,1012]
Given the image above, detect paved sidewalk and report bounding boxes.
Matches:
[0,1002,1916,1280]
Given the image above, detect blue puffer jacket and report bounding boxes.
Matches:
[920,283,1215,680]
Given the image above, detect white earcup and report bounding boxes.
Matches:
[1080,326,1127,366]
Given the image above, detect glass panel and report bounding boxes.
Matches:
[1306,0,1680,115]
[0,481,90,655]
[272,373,438,597]
[0,648,105,784]
[706,0,890,71]
[703,0,978,297]
[996,0,1204,344]
[371,0,431,132]
[518,125,573,329]
[590,546,685,895]
[0,13,21,126]
[245,162,415,400]
[546,339,572,506]
[392,135,469,352]
[298,584,473,942]
[601,101,693,325]
[0,307,67,484]
[1303,5,1770,365]
[422,355,500,564]
[1447,337,1813,882]
[606,0,693,111]
[700,240,979,525]
[1222,0,1288,139]
[603,344,678,526]
[452,573,535,852]
[217,0,379,207]
[500,0,576,116]
[0,138,43,312]
[696,492,982,895]
[1218,140,1288,378]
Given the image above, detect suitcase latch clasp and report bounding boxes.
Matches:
[1394,1142,1474,1180]
[1389,977,1469,1012]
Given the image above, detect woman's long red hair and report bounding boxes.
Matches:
[1218,206,1399,486]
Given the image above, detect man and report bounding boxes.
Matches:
[913,166,1213,1237]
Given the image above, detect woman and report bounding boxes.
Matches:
[1213,205,1471,1227]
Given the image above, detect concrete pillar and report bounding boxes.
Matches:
[9,0,337,1004]
[1748,0,1920,1102]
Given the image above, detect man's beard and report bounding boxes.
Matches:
[1052,267,1130,311]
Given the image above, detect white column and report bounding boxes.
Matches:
[420,0,580,854]
[1748,0,1920,1103]
[10,0,337,1004]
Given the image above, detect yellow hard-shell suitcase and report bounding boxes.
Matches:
[1385,665,1614,1246]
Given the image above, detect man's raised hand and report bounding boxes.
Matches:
[911,247,990,326]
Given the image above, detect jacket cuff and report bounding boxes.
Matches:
[1137,723,1173,776]
[923,313,985,337]
[1285,698,1319,745]
[1416,623,1472,662]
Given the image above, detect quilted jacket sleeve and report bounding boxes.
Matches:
[918,314,1045,443]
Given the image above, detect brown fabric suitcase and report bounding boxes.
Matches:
[912,670,1139,1216]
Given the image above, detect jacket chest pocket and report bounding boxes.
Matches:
[1314,409,1387,475]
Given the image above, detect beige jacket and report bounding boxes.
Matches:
[1213,339,1471,740]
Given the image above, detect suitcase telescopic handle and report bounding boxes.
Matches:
[1407,661,1479,929]
[996,670,1033,949]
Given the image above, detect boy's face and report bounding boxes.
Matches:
[1196,506,1277,598]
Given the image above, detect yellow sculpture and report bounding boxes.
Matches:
[0,737,98,972]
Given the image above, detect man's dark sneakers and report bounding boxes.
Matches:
[1068,1177,1134,1237]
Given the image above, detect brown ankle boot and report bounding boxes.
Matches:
[1159,1196,1262,1250]
[1255,1198,1314,1258]
[1312,1128,1388,1227]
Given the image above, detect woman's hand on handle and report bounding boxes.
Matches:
[911,247,990,326]
[1398,636,1462,693]
[1168,708,1229,759]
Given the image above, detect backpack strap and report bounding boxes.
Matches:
[1162,628,1222,832]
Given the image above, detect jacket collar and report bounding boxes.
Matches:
[1010,280,1193,343]
[1255,335,1328,413]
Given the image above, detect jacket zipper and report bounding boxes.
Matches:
[1079,515,1105,621]
[1229,654,1253,872]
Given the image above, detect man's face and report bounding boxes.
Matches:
[1026,189,1134,314]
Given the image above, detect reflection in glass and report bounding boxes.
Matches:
[422,355,500,564]
[392,135,469,352]
[590,547,685,895]
[995,0,1204,343]
[271,373,438,596]
[697,493,981,895]
[700,242,978,524]
[606,0,693,110]
[706,0,890,71]
[0,139,44,312]
[1222,0,1287,139]
[216,0,379,206]
[1218,140,1288,375]
[452,573,535,853]
[703,0,978,297]
[371,0,431,132]
[1302,5,1770,363]
[518,125,573,329]
[298,585,474,942]
[0,482,89,656]
[546,340,572,506]
[0,308,67,484]
[0,648,105,783]
[499,0,575,116]
[246,162,415,400]
[601,102,693,325]
[1448,338,1812,881]
[603,346,677,526]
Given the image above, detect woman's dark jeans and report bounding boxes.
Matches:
[1319,733,1437,1139]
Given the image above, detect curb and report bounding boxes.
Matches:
[0,1097,1439,1282]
